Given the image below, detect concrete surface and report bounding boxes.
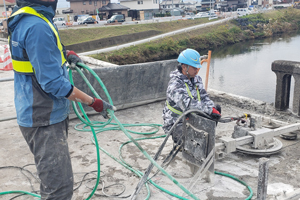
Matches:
[0,40,300,200]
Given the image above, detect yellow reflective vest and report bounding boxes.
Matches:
[8,6,66,74]
[166,83,201,115]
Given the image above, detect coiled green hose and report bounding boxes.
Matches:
[0,63,253,200]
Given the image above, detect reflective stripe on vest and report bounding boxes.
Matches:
[9,7,66,74]
[167,83,201,115]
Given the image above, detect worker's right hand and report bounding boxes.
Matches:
[210,107,221,121]
[66,50,83,69]
[89,98,117,119]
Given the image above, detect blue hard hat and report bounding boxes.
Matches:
[177,49,202,68]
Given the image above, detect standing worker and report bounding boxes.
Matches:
[162,48,221,146]
[8,0,116,199]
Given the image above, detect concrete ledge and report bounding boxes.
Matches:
[71,58,276,116]
[272,60,300,74]
[71,59,178,113]
[208,89,275,114]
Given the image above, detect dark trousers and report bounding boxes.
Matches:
[19,118,73,200]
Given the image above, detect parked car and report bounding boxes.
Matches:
[81,17,98,24]
[208,12,218,19]
[237,8,250,16]
[195,11,217,19]
[53,17,66,27]
[185,12,195,19]
[107,15,125,23]
[62,8,73,14]
[195,12,210,18]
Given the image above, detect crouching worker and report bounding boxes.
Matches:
[8,0,116,199]
[162,48,221,146]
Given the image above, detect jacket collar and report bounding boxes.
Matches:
[9,4,55,34]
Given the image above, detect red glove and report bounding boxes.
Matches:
[66,50,82,66]
[89,98,103,112]
[211,107,221,120]
[89,98,116,119]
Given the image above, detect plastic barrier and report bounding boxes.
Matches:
[0,45,12,71]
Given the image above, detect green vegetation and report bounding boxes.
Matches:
[59,18,211,45]
[61,8,300,64]
[90,24,246,65]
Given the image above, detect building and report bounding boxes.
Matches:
[67,0,109,15]
[120,0,159,20]
[183,2,197,12]
[200,0,216,12]
[160,0,185,11]
[98,3,129,20]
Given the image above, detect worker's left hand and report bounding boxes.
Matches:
[89,98,117,119]
[211,107,221,121]
[66,50,83,69]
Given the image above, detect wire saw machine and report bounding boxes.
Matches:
[131,109,300,199]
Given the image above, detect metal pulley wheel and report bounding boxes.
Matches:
[280,131,298,140]
[236,137,283,156]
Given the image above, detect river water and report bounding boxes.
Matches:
[199,32,300,104]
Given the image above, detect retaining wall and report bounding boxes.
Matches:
[71,59,178,114]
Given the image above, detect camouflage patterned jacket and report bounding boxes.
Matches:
[162,69,215,132]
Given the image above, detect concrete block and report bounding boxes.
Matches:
[215,150,224,160]
[248,128,273,149]
[272,60,300,116]
[219,137,236,153]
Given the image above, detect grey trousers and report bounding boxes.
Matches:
[19,118,73,200]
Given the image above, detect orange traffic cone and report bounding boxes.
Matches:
[0,45,13,71]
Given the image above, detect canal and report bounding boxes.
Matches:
[199,32,300,104]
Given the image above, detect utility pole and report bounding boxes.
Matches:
[172,0,173,16]
[3,0,8,20]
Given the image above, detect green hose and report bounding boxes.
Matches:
[0,190,40,198]
[71,63,253,200]
[0,63,253,200]
[71,63,199,200]
[214,171,253,200]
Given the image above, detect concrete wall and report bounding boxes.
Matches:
[65,30,161,53]
[70,59,178,114]
[70,58,276,117]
